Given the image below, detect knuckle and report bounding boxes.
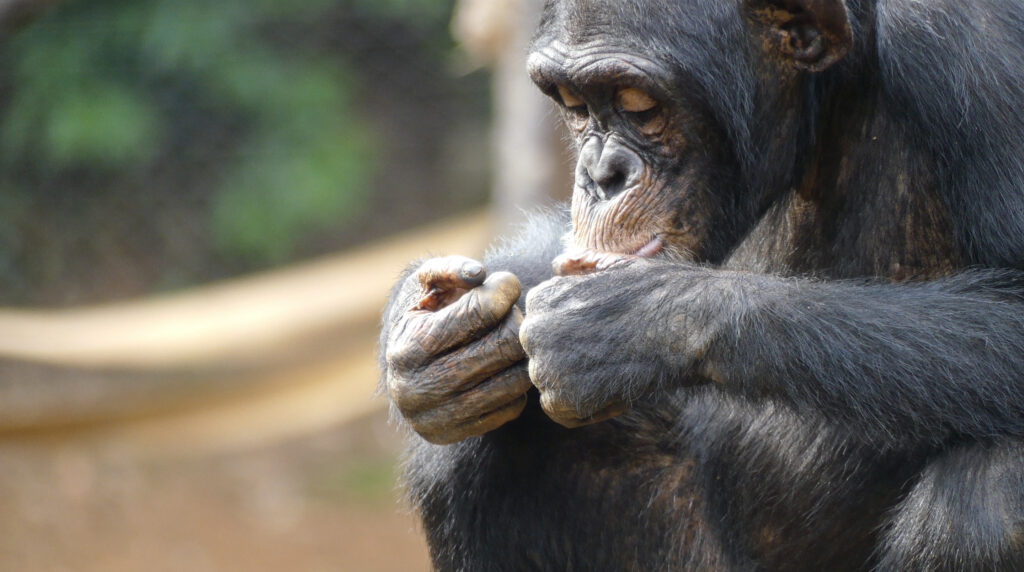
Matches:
[518,314,551,357]
[539,391,587,429]
[384,342,410,369]
[452,292,493,330]
[389,369,447,414]
[387,315,435,363]
[488,270,521,291]
[410,421,448,445]
[387,375,418,408]
[524,284,542,312]
[476,278,518,321]
[539,390,572,416]
[506,305,524,329]
[385,337,423,373]
[527,358,544,387]
[494,327,526,363]
[519,321,534,354]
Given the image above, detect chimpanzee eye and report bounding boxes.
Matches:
[556,85,590,130]
[616,87,664,134]
[557,85,586,109]
[616,87,658,113]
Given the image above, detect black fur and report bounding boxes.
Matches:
[380,0,1024,569]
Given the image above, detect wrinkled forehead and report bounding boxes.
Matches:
[532,0,737,52]
[530,0,746,86]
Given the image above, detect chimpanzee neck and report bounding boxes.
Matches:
[728,64,958,280]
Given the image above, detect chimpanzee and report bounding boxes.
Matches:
[379,0,1024,569]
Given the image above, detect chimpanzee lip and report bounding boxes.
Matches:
[632,236,663,258]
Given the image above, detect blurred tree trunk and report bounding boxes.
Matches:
[453,0,572,237]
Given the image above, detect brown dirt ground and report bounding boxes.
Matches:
[0,410,431,571]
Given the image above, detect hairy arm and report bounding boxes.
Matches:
[379,209,655,570]
[379,210,716,570]
[713,269,1024,445]
[522,261,1024,446]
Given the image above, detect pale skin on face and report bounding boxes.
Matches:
[556,84,585,109]
[556,85,658,112]
[615,87,657,112]
[556,84,662,135]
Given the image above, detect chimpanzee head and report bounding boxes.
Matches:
[528,0,852,263]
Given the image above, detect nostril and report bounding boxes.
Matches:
[593,169,627,199]
[575,159,600,198]
[591,145,641,200]
[576,137,642,201]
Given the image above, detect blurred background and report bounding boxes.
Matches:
[0,0,569,569]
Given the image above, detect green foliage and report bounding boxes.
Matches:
[350,0,448,21]
[212,120,375,263]
[44,83,161,167]
[0,0,380,266]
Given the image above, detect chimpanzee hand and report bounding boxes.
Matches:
[520,256,729,428]
[383,256,532,444]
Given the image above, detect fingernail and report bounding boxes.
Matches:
[460,261,484,279]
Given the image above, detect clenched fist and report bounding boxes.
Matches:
[521,257,720,428]
[382,256,532,444]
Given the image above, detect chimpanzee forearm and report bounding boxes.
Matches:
[521,261,1024,442]
[705,269,1024,446]
[379,208,677,570]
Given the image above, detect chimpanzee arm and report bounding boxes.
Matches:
[712,269,1024,446]
[379,209,714,570]
[521,263,1024,447]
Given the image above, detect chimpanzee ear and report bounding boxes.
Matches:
[748,0,852,72]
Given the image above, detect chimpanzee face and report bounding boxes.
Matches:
[528,0,851,263]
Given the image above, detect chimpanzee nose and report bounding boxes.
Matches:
[577,136,644,200]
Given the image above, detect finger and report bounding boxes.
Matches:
[390,310,525,413]
[445,393,529,442]
[429,309,526,392]
[539,391,628,428]
[414,256,487,311]
[419,393,529,445]
[412,272,522,358]
[410,364,532,441]
[553,249,634,277]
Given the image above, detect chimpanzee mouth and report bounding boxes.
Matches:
[633,236,663,258]
[555,236,665,276]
